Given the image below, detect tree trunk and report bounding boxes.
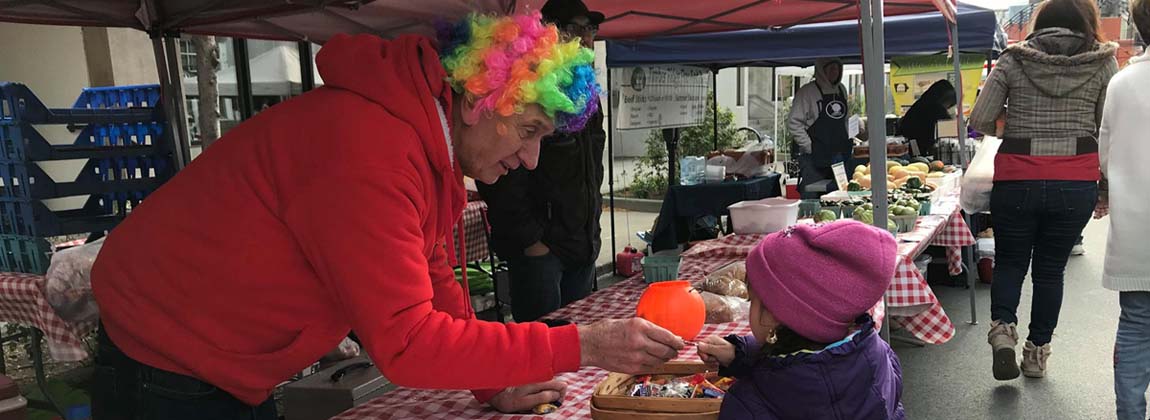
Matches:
[191,35,221,149]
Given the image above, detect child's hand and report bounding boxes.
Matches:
[696,336,736,367]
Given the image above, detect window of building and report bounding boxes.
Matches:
[179,39,197,77]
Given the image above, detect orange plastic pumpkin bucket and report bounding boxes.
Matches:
[636,280,705,340]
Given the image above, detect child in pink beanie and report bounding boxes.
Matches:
[697,220,905,420]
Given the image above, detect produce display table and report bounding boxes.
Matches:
[675,192,974,344]
[335,199,973,419]
[334,277,748,420]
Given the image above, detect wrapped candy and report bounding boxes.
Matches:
[627,374,731,399]
[532,402,559,415]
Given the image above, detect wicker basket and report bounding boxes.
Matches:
[591,362,722,420]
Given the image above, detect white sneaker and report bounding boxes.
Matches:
[1071,244,1085,256]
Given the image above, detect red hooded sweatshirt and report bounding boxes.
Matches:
[91,34,581,406]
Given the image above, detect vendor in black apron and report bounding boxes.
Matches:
[787,58,852,198]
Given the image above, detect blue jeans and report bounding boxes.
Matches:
[508,253,594,322]
[92,325,277,420]
[1116,292,1150,420]
[990,180,1097,345]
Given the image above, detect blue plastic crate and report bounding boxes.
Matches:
[0,122,170,163]
[0,234,51,274]
[0,157,172,201]
[72,84,161,110]
[0,83,163,126]
[0,196,130,238]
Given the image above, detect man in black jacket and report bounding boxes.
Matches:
[477,0,607,322]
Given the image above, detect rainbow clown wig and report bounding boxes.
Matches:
[437,12,601,133]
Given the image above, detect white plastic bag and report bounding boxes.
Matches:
[961,137,1002,214]
[701,262,748,299]
[707,141,775,179]
[44,238,105,324]
[701,291,750,324]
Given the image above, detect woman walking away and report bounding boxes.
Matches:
[968,0,1117,381]
[1101,1,1150,418]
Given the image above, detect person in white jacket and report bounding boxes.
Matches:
[1099,1,1150,418]
[787,58,851,198]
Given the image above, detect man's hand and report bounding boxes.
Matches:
[525,241,550,257]
[320,337,361,363]
[1094,191,1109,219]
[578,318,685,374]
[488,380,567,414]
[696,335,736,367]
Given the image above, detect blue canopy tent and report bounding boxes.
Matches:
[599,2,994,336]
[602,2,1001,158]
[605,2,1003,68]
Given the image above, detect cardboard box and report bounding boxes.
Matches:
[283,357,395,420]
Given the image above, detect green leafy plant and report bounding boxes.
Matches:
[628,93,745,198]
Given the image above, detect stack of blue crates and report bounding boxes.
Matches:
[0,83,175,274]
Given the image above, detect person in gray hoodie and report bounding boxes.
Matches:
[787,58,851,198]
[969,0,1117,383]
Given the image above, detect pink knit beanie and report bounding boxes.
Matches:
[746,220,897,343]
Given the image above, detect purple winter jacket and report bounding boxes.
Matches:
[717,316,905,420]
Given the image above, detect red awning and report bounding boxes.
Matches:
[518,0,957,40]
[0,0,957,43]
[0,0,514,42]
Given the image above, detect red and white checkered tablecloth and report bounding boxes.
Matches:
[453,201,491,265]
[335,277,749,420]
[0,272,93,362]
[336,196,976,420]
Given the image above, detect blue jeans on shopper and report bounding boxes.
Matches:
[92,324,277,420]
[990,180,1097,346]
[507,253,594,322]
[1116,292,1150,420]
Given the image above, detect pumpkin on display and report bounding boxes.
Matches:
[636,280,706,341]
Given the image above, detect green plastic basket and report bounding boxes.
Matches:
[918,200,932,216]
[642,254,681,283]
[798,199,822,219]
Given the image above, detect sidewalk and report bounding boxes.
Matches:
[595,206,658,269]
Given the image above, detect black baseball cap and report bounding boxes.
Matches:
[541,0,605,26]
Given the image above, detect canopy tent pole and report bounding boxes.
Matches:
[299,41,316,92]
[235,39,254,120]
[152,36,191,170]
[162,37,193,168]
[860,0,890,342]
[951,13,979,326]
[606,65,616,289]
[712,68,719,151]
[772,68,779,157]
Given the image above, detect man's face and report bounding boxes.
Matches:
[457,103,556,184]
[563,16,598,49]
[824,62,843,84]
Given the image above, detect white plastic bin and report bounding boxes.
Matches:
[728,197,800,234]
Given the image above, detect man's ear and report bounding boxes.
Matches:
[460,94,481,126]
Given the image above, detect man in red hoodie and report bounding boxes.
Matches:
[90,12,684,420]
